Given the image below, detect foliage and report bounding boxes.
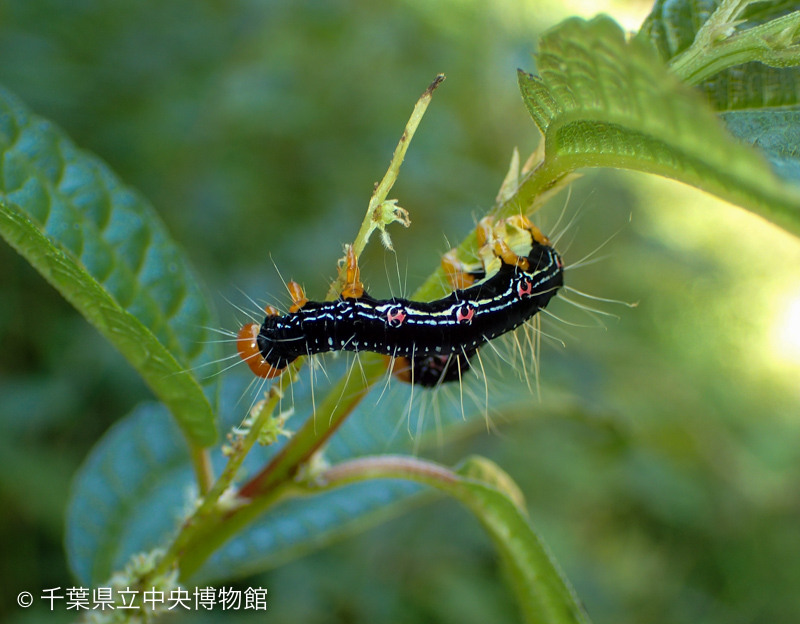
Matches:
[1,1,799,623]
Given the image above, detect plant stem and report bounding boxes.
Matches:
[151,380,290,579]
[189,447,214,496]
[177,354,388,579]
[354,73,444,256]
[327,74,445,298]
[311,454,459,489]
[669,2,800,85]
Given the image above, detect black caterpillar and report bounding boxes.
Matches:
[238,216,563,387]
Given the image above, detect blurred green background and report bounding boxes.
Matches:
[2,0,800,622]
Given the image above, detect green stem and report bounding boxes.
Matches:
[327,74,445,298]
[303,455,589,624]
[151,379,291,579]
[354,73,444,256]
[155,77,448,580]
[669,2,800,85]
[177,354,388,579]
[189,447,213,496]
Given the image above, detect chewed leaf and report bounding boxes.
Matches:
[519,16,800,235]
[0,86,217,446]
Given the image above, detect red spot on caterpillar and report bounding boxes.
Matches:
[456,305,475,324]
[386,306,407,327]
[239,215,564,388]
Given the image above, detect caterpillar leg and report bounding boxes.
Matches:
[506,213,550,246]
[442,249,483,290]
[440,217,498,290]
[341,245,365,299]
[388,351,475,387]
[493,238,530,271]
[237,305,284,379]
[485,214,551,272]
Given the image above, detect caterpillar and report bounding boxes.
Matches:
[237,214,563,387]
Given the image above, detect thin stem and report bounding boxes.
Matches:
[179,454,459,579]
[238,355,387,499]
[356,73,444,256]
[327,74,445,298]
[669,1,800,85]
[152,380,290,579]
[311,455,458,490]
[189,447,213,496]
[175,354,387,579]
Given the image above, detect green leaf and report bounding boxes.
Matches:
[0,86,217,446]
[65,401,193,585]
[700,63,800,111]
[639,0,800,61]
[65,372,454,584]
[66,367,564,586]
[198,480,426,582]
[453,457,590,624]
[638,0,719,61]
[720,110,800,183]
[519,16,800,235]
[639,0,800,110]
[301,455,590,624]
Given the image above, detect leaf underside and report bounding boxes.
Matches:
[453,456,590,624]
[520,16,800,235]
[721,110,800,183]
[66,369,559,586]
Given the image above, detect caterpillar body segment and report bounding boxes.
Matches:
[237,305,283,379]
[238,215,564,386]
